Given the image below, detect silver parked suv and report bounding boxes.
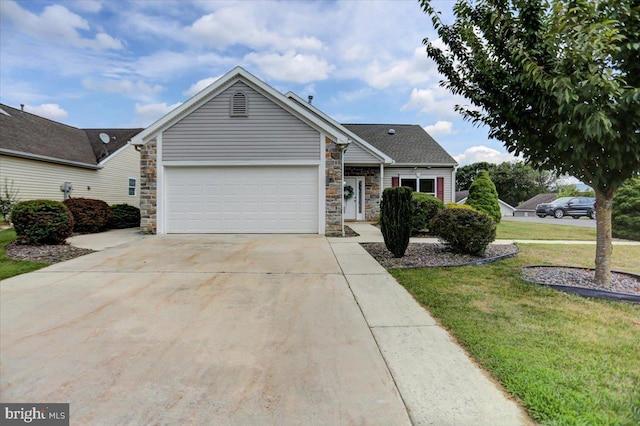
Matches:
[535,196,596,219]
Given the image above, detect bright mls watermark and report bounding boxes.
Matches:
[1,403,69,425]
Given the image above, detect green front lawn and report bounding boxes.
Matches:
[391,244,640,425]
[0,228,49,280]
[496,220,597,240]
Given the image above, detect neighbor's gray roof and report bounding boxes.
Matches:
[0,103,142,167]
[342,124,457,166]
[455,190,469,203]
[515,193,557,211]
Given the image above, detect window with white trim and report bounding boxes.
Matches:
[400,177,435,196]
[128,178,137,196]
[230,91,248,116]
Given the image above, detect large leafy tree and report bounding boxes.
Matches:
[421,0,640,285]
[456,162,496,191]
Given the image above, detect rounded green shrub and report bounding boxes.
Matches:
[445,202,479,212]
[63,198,111,233]
[11,200,74,245]
[108,204,141,229]
[380,187,413,258]
[430,208,496,256]
[612,177,640,241]
[412,192,444,234]
[465,170,502,222]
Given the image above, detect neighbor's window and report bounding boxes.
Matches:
[400,177,435,195]
[230,91,248,117]
[128,178,136,196]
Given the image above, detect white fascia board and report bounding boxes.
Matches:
[0,148,102,170]
[286,92,394,165]
[161,160,321,167]
[131,66,341,145]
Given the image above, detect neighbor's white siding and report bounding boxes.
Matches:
[0,145,140,206]
[383,167,455,204]
[162,81,321,162]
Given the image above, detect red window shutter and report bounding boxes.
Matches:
[391,176,399,187]
[436,177,444,201]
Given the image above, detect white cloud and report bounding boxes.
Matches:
[303,84,316,96]
[454,146,520,166]
[244,51,335,83]
[424,121,454,137]
[187,4,324,52]
[183,76,222,97]
[25,103,68,120]
[402,86,467,117]
[134,102,182,126]
[358,47,436,89]
[82,78,164,102]
[0,1,122,50]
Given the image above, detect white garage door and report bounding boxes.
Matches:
[165,166,319,233]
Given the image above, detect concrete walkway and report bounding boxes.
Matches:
[329,224,531,425]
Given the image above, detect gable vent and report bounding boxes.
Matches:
[230,91,248,117]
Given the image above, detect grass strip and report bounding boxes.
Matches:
[391,245,640,425]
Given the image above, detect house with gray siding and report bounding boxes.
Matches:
[0,103,142,207]
[131,66,457,236]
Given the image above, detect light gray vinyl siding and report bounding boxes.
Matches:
[163,82,320,162]
[344,143,382,164]
[383,166,455,204]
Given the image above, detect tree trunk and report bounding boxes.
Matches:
[594,188,614,287]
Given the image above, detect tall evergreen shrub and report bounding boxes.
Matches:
[380,187,413,258]
[612,177,640,241]
[465,170,502,222]
[411,192,444,235]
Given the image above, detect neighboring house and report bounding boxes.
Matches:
[130,66,457,236]
[514,193,558,217]
[0,103,142,206]
[456,190,516,217]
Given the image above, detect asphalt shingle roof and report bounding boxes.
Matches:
[342,124,457,166]
[515,193,557,211]
[0,103,142,166]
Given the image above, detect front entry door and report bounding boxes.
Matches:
[344,177,364,221]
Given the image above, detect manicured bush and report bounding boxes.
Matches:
[412,192,444,234]
[108,204,141,229]
[10,200,74,245]
[430,208,496,256]
[612,177,640,241]
[380,187,413,258]
[445,202,479,211]
[63,198,111,233]
[465,170,502,223]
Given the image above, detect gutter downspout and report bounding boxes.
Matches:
[335,140,350,237]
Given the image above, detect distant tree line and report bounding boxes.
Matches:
[456,161,559,207]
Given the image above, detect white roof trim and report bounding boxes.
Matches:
[457,197,516,211]
[131,66,341,145]
[286,92,394,165]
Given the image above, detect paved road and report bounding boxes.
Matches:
[503,215,597,228]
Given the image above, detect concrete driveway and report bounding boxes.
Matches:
[1,234,409,425]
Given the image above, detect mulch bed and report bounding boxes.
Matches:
[361,242,519,269]
[522,266,640,297]
[6,241,94,264]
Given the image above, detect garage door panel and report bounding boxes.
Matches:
[165,166,318,233]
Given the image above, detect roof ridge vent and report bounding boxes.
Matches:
[387,128,396,135]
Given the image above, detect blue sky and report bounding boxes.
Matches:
[0,0,521,165]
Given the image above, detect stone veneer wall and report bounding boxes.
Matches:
[344,166,381,221]
[139,139,157,234]
[325,137,343,236]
